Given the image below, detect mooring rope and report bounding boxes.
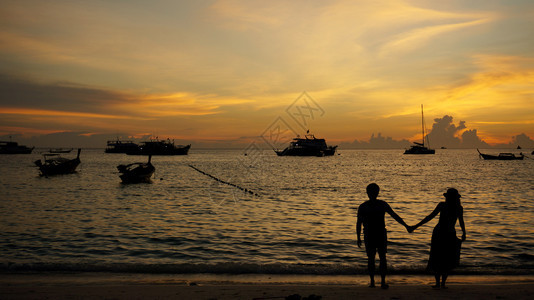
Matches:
[188,164,261,197]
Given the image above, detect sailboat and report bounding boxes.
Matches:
[404,105,435,155]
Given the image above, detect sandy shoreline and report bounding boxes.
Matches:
[2,273,534,299]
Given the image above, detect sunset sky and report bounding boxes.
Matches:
[1,0,533,147]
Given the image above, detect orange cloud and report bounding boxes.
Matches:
[116,92,253,117]
[0,107,147,120]
[0,126,64,136]
[379,18,491,56]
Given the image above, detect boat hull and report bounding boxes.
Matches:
[479,153,524,160]
[35,158,80,176]
[276,146,337,157]
[105,141,140,153]
[0,147,34,154]
[404,146,435,154]
[119,171,154,183]
[49,148,73,154]
[126,144,190,155]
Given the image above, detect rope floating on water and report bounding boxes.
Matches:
[188,164,261,197]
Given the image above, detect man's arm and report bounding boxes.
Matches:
[385,202,409,229]
[356,207,362,248]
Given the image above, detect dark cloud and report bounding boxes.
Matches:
[461,129,490,148]
[340,133,411,149]
[494,133,534,149]
[0,74,129,115]
[426,115,490,148]
[511,133,534,148]
[426,115,464,148]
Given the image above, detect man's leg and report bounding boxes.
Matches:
[378,249,388,289]
[366,247,376,287]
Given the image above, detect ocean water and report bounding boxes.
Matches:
[1,149,533,275]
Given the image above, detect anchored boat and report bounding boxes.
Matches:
[35,149,81,176]
[404,105,435,155]
[0,140,34,154]
[117,155,155,183]
[126,138,190,155]
[477,149,524,160]
[105,139,140,153]
[275,133,337,157]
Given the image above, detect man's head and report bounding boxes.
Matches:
[366,183,380,200]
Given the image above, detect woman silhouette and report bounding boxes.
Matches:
[410,188,466,289]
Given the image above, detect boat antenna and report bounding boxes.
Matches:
[421,104,431,148]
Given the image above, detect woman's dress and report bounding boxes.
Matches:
[427,202,463,273]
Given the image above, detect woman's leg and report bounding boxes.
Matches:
[441,274,448,288]
[433,274,440,288]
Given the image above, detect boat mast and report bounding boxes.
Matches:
[421,104,425,147]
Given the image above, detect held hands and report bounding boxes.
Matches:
[462,232,466,241]
[406,225,417,233]
[357,239,362,248]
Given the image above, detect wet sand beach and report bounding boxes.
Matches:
[2,273,534,299]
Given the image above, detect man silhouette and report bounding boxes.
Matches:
[357,183,410,289]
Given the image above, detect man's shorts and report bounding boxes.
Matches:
[364,229,387,255]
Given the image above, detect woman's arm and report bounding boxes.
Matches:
[356,207,363,248]
[413,203,442,230]
[459,206,466,241]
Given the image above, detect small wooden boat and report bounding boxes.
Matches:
[117,155,155,183]
[35,149,81,176]
[477,149,524,160]
[49,148,73,153]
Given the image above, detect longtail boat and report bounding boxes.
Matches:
[117,155,155,183]
[477,149,524,160]
[35,149,81,176]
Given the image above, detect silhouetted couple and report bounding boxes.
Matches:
[356,183,466,289]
